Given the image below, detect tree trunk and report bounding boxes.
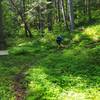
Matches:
[47,0,53,31]
[87,0,92,22]
[38,8,44,35]
[10,0,32,38]
[67,0,74,32]
[58,0,61,22]
[60,0,68,30]
[0,0,6,50]
[21,0,32,37]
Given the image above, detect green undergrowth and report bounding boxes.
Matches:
[0,55,36,99]
[0,24,100,100]
[24,45,100,100]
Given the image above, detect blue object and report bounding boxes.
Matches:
[56,35,63,45]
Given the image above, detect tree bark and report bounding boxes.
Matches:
[47,0,53,31]
[87,0,92,22]
[60,0,68,30]
[67,0,74,32]
[0,0,6,50]
[10,0,32,38]
[58,0,61,22]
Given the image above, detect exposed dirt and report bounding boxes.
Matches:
[13,73,26,100]
[13,65,29,100]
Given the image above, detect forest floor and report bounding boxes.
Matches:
[0,24,100,100]
[0,44,100,100]
[13,65,28,100]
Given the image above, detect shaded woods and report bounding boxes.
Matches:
[0,0,100,100]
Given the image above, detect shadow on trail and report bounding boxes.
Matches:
[0,55,36,99]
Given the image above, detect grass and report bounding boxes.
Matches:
[0,24,100,100]
[25,46,100,100]
[0,55,36,99]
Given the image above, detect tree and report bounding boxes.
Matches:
[9,0,32,38]
[7,0,100,36]
[60,0,68,30]
[87,0,92,22]
[47,0,53,31]
[57,0,61,22]
[67,0,74,32]
[0,0,6,50]
[84,0,92,22]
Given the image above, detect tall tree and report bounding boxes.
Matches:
[0,0,6,50]
[67,0,74,32]
[47,0,53,31]
[87,0,92,22]
[57,0,61,22]
[10,0,32,38]
[60,0,68,30]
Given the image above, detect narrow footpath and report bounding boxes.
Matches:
[13,65,29,100]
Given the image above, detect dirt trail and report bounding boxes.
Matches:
[13,66,29,100]
[13,73,26,100]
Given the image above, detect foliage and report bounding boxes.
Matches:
[0,24,99,99]
[0,0,100,99]
[0,55,36,99]
[24,45,100,100]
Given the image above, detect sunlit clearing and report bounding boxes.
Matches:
[83,25,100,41]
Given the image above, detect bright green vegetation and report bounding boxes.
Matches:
[25,46,100,100]
[0,0,100,99]
[0,24,100,100]
[0,55,35,99]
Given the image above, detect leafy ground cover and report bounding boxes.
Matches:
[0,24,100,100]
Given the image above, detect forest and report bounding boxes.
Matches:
[0,0,100,100]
